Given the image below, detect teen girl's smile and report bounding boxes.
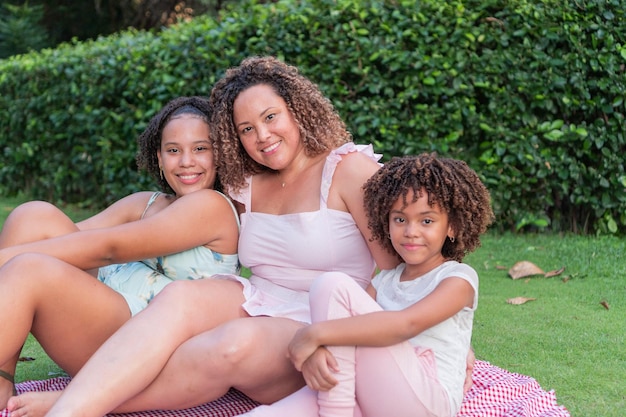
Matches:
[157,115,217,196]
[233,84,305,171]
[388,189,453,279]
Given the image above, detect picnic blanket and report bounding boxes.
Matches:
[2,360,570,417]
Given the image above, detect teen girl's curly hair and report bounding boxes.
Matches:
[136,96,222,193]
[209,56,352,192]
[363,153,494,262]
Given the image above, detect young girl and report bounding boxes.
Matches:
[287,153,494,417]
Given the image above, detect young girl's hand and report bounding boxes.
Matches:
[301,347,339,391]
[287,326,319,370]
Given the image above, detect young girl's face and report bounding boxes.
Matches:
[389,189,453,278]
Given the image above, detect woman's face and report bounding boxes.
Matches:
[156,114,216,197]
[232,84,304,171]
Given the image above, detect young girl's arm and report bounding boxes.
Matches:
[0,189,237,269]
[289,276,474,371]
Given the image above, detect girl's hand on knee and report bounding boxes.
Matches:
[288,326,320,371]
[301,347,338,391]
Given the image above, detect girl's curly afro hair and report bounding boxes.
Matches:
[209,56,352,193]
[363,153,494,262]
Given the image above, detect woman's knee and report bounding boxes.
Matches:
[213,320,264,366]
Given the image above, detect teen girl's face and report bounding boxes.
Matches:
[232,84,305,171]
[157,115,217,197]
[388,189,453,279]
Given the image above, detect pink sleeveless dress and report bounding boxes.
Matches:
[223,143,381,323]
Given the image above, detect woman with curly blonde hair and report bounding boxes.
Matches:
[41,56,400,417]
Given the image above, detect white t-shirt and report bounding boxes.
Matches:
[372,261,478,414]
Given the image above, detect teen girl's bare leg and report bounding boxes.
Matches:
[43,278,249,417]
[0,201,79,248]
[0,253,130,410]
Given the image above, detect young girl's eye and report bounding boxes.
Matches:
[423,218,433,225]
[392,216,405,224]
[166,148,179,154]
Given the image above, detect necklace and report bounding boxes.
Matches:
[277,154,324,189]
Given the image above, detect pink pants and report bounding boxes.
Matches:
[239,272,451,417]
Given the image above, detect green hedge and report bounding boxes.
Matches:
[1,0,625,233]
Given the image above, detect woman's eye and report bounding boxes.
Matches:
[167,148,179,153]
[423,219,433,225]
[266,113,275,121]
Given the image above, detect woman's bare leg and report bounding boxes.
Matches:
[107,316,307,413]
[0,253,130,409]
[43,278,248,417]
[0,201,79,249]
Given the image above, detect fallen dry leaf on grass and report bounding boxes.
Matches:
[507,297,537,305]
[544,266,566,277]
[600,300,610,310]
[508,261,566,279]
[508,261,544,279]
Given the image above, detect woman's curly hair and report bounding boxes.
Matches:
[209,56,352,192]
[363,153,495,262]
[136,96,221,193]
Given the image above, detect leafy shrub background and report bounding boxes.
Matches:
[1,0,624,233]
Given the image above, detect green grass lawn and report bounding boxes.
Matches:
[3,196,625,416]
[465,233,625,417]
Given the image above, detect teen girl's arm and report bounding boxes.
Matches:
[75,191,159,230]
[0,189,238,269]
[331,151,399,271]
[289,277,475,371]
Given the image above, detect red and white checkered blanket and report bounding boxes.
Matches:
[2,360,569,417]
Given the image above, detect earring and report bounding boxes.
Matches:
[449,236,455,243]
[159,167,164,180]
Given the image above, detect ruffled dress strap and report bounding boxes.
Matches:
[227,178,252,214]
[320,142,382,209]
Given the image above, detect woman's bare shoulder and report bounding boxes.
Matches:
[334,150,381,185]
